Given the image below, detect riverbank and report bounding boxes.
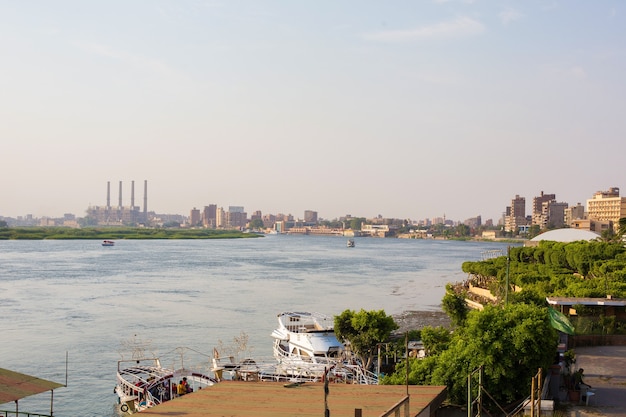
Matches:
[393,309,452,335]
[0,226,257,240]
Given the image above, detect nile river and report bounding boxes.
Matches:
[0,235,514,416]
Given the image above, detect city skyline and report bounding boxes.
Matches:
[2,180,623,225]
[2,2,625,221]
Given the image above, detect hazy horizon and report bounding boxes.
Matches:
[2,1,624,221]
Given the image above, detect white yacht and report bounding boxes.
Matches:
[271,311,343,365]
[270,311,378,384]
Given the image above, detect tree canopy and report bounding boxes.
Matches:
[383,304,557,410]
[334,309,398,369]
[462,241,626,300]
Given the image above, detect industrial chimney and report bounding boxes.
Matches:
[106,181,111,208]
[131,180,135,208]
[118,181,123,208]
[143,180,148,215]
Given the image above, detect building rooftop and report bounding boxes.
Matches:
[136,381,447,417]
[530,228,600,243]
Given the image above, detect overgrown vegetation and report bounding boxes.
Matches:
[462,241,626,301]
[383,304,557,410]
[0,226,260,240]
[374,239,626,412]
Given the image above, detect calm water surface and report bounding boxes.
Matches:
[0,235,513,416]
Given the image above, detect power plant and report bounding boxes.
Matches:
[87,180,149,225]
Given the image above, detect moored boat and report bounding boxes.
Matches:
[115,355,217,414]
[271,312,378,384]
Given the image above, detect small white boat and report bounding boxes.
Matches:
[102,240,115,246]
[115,356,217,414]
[347,239,355,248]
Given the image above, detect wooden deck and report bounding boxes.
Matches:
[137,381,447,417]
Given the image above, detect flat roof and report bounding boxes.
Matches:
[0,368,64,404]
[546,297,626,307]
[137,381,447,417]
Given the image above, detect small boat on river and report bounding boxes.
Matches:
[115,355,217,414]
[347,239,355,247]
[102,240,115,246]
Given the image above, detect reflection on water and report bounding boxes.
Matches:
[0,236,513,416]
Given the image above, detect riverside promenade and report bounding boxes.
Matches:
[564,345,626,417]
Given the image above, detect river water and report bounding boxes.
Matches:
[0,235,513,416]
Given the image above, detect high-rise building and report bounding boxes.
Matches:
[587,187,626,230]
[505,195,528,233]
[202,204,217,228]
[540,201,568,229]
[190,208,201,226]
[304,210,318,223]
[532,191,556,226]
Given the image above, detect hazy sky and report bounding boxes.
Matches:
[1,1,624,222]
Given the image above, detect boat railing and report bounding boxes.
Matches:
[0,411,54,417]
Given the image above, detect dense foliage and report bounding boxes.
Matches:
[382,239,626,410]
[383,304,558,410]
[462,241,626,300]
[0,227,259,240]
[334,309,398,369]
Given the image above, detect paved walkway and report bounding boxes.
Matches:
[562,345,626,417]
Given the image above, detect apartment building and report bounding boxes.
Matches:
[587,187,626,231]
[504,195,528,233]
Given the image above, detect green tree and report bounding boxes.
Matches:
[349,218,365,230]
[420,326,452,356]
[248,218,264,229]
[441,284,468,326]
[386,304,558,411]
[334,309,398,369]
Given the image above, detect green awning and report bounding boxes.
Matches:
[0,368,64,404]
[548,307,575,335]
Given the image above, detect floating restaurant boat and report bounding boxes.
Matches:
[115,355,217,414]
[102,240,115,246]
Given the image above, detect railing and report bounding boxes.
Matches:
[378,395,410,417]
[0,411,52,417]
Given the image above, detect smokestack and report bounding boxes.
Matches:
[119,181,123,208]
[106,181,111,208]
[143,180,148,214]
[131,180,135,208]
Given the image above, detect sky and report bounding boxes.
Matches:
[1,1,625,222]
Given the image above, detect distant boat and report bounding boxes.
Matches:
[347,239,355,248]
[102,240,115,247]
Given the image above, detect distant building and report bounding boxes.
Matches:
[202,205,217,228]
[189,207,201,226]
[566,203,586,226]
[587,187,626,231]
[532,191,556,227]
[262,213,276,229]
[505,195,528,233]
[86,180,148,226]
[225,206,247,229]
[304,210,318,223]
[540,201,568,229]
[464,215,482,228]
